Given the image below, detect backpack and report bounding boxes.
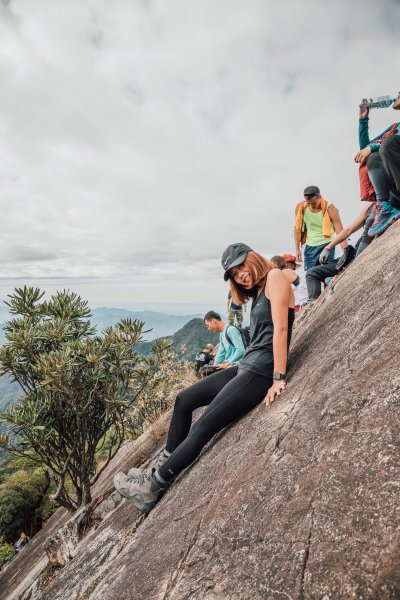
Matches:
[225,325,250,349]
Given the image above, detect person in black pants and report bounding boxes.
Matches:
[306,202,375,300]
[114,243,295,513]
[355,95,400,236]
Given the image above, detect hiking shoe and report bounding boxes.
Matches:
[127,450,170,477]
[368,201,400,237]
[113,468,170,513]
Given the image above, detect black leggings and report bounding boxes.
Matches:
[158,366,272,481]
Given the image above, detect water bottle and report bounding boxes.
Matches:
[359,95,397,109]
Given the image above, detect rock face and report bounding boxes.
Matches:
[1,223,400,599]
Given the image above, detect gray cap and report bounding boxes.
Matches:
[303,185,320,196]
[221,243,252,281]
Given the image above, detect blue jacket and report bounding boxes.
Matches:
[214,325,245,365]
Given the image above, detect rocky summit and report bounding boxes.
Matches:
[1,222,400,600]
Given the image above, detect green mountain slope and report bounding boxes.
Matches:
[136,318,219,361]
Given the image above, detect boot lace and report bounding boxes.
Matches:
[128,470,151,485]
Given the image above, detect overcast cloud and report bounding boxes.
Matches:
[0,0,399,312]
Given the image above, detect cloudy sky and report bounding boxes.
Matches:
[0,0,399,315]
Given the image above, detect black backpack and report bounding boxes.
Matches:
[225,325,250,349]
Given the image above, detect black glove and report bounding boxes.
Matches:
[336,245,356,272]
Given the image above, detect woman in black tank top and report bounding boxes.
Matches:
[114,243,295,513]
[225,243,295,404]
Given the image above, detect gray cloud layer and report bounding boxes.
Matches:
[0,0,399,307]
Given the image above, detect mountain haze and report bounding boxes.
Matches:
[91,308,202,341]
[0,375,21,414]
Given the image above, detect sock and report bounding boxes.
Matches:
[153,468,172,486]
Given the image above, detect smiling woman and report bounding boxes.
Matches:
[228,250,271,296]
[113,242,296,514]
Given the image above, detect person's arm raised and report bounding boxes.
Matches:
[357,104,370,157]
[264,269,290,406]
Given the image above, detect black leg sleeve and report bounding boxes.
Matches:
[306,261,339,300]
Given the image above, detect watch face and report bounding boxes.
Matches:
[273,373,285,380]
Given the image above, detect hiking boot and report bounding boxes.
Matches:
[368,201,400,237]
[113,468,170,513]
[127,449,170,477]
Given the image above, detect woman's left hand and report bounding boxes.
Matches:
[354,146,371,165]
[264,380,286,407]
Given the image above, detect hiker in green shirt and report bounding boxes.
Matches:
[294,185,347,270]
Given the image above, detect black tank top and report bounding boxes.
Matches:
[239,287,295,378]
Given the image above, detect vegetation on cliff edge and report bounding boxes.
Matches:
[0,287,189,513]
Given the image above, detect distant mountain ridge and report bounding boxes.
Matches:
[0,311,211,415]
[0,308,203,346]
[135,317,219,361]
[91,307,202,341]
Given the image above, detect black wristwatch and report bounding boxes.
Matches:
[273,372,286,381]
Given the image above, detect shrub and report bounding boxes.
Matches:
[125,343,196,439]
[0,536,14,568]
[0,287,177,511]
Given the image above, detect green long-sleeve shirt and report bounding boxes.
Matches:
[359,117,400,152]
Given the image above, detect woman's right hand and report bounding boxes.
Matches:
[359,105,369,119]
[264,380,286,407]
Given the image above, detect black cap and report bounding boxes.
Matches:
[221,243,252,281]
[303,185,320,196]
